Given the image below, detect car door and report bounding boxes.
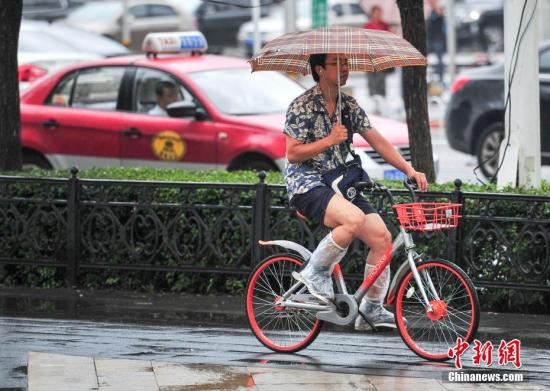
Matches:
[29,66,126,169]
[118,67,218,169]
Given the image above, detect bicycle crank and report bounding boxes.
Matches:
[316,294,358,326]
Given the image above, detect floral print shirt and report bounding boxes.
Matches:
[284,84,371,200]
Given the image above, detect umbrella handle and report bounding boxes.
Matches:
[337,56,342,124]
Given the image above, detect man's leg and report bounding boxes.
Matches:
[294,194,366,303]
[353,214,397,330]
[323,194,367,247]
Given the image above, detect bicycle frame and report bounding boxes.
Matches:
[261,225,441,326]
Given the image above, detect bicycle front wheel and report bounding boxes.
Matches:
[395,259,480,361]
[246,254,323,353]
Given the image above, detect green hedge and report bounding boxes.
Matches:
[9,165,550,194]
[1,167,549,312]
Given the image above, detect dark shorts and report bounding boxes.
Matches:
[290,185,376,225]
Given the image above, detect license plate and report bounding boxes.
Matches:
[383,169,407,181]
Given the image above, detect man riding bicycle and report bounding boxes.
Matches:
[285,53,428,330]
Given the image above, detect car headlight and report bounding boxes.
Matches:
[469,10,481,21]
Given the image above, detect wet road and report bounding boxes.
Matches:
[1,317,550,389]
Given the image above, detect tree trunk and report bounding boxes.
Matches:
[0,1,23,171]
[396,0,436,182]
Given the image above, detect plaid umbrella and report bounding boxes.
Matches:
[249,25,426,75]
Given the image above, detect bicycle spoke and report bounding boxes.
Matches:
[397,261,479,360]
[247,256,322,352]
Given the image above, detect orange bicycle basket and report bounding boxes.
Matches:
[392,202,462,231]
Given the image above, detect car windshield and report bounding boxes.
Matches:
[20,24,129,55]
[188,68,305,116]
[19,30,76,52]
[66,2,121,22]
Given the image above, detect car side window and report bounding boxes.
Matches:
[71,67,125,111]
[132,68,193,115]
[149,4,177,17]
[45,72,77,107]
[350,4,365,15]
[332,4,344,17]
[130,4,148,18]
[540,48,550,74]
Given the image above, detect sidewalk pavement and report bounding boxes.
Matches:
[27,352,546,391]
[2,287,550,349]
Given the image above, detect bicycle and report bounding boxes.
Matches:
[245,179,480,362]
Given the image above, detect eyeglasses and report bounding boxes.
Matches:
[325,61,350,67]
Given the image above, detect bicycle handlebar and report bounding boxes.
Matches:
[356,177,418,203]
[403,177,419,202]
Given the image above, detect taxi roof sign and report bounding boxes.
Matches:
[142,31,208,55]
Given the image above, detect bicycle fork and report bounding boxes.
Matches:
[400,228,441,312]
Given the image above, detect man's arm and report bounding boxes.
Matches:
[286,123,348,163]
[361,127,428,190]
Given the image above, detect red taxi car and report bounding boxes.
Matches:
[20,31,414,179]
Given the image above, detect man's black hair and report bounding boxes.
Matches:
[155,80,177,97]
[309,53,327,82]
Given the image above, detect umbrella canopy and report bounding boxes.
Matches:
[249,25,426,75]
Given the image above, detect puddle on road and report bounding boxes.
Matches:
[156,363,254,390]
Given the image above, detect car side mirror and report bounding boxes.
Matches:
[166,101,206,120]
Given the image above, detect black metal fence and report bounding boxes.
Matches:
[1,170,549,309]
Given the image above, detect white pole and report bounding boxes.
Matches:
[252,0,261,55]
[540,0,550,40]
[284,0,296,33]
[122,0,130,47]
[445,0,456,84]
[498,0,540,189]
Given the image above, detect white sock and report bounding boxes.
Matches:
[308,232,347,271]
[364,263,390,303]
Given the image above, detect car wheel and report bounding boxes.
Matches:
[22,151,52,170]
[476,123,504,180]
[482,24,504,53]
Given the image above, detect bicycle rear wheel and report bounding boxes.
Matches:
[395,258,480,361]
[246,254,323,353]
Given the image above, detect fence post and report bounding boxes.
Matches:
[252,171,269,266]
[66,167,80,287]
[449,178,463,264]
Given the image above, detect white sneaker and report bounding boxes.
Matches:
[355,300,401,330]
[292,263,333,304]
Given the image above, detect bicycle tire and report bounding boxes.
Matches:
[395,258,480,361]
[246,253,323,353]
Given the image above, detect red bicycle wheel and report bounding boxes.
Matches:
[395,259,480,361]
[246,254,323,353]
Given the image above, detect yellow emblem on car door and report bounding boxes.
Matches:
[151,130,186,161]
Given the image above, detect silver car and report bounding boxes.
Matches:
[57,0,193,51]
[18,19,129,89]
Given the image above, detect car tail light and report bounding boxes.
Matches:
[450,76,470,94]
[18,64,48,82]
